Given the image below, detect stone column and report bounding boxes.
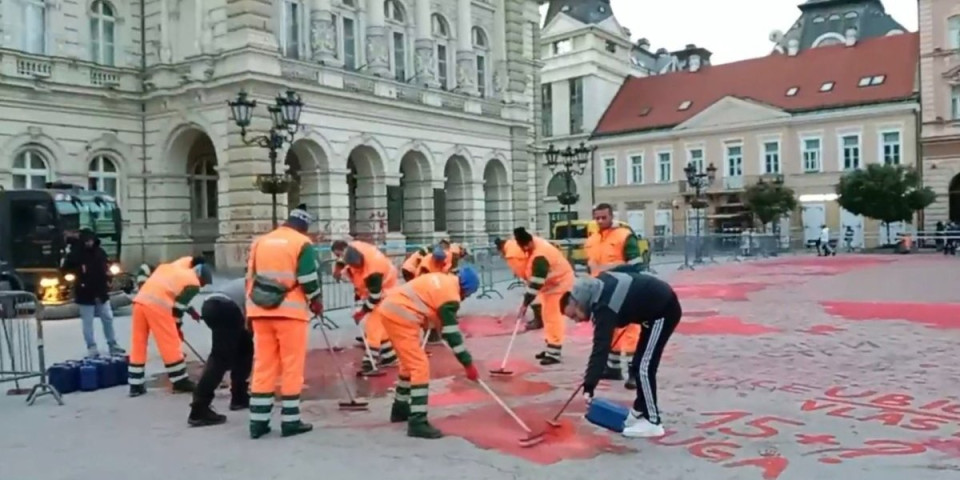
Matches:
[160,0,172,62]
[365,0,389,76]
[413,0,437,87]
[311,0,339,64]
[326,168,352,239]
[455,0,477,95]
[464,180,487,245]
[492,0,508,99]
[224,0,278,52]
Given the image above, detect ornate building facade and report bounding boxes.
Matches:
[0,0,542,270]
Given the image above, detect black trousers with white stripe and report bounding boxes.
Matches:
[629,294,682,425]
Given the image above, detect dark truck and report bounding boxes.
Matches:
[0,182,133,305]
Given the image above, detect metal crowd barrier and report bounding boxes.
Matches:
[0,291,62,406]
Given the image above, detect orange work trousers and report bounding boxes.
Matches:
[250,318,309,396]
[364,308,390,349]
[538,289,567,348]
[377,311,429,384]
[612,324,641,354]
[129,303,185,377]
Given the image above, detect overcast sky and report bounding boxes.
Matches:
[541,0,919,64]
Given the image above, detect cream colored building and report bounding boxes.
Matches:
[0,0,542,271]
[591,31,919,248]
[919,0,960,225]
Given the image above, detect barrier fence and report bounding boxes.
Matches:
[0,291,62,406]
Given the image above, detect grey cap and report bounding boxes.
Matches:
[568,276,602,309]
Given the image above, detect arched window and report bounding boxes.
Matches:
[191,156,218,220]
[12,150,51,190]
[384,0,408,81]
[811,32,845,48]
[88,155,119,198]
[90,1,116,66]
[280,0,307,59]
[472,26,488,97]
[22,0,47,54]
[431,13,450,89]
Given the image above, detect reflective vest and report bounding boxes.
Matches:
[419,255,452,275]
[133,262,199,317]
[525,237,575,294]
[378,273,460,328]
[501,239,527,279]
[246,226,312,321]
[171,256,193,269]
[584,227,632,277]
[402,249,426,274]
[346,241,399,298]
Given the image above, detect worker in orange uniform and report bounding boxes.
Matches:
[417,245,453,276]
[447,242,468,273]
[127,258,212,397]
[134,256,201,290]
[246,205,323,439]
[376,267,482,438]
[513,227,575,365]
[495,237,544,331]
[331,239,399,375]
[401,246,430,281]
[583,203,644,390]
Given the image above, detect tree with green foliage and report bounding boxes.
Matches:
[743,180,798,231]
[835,164,935,243]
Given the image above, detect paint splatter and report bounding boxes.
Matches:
[458,315,522,338]
[431,359,549,406]
[922,438,960,458]
[676,316,781,336]
[432,400,633,464]
[821,301,960,330]
[798,324,847,336]
[674,283,771,301]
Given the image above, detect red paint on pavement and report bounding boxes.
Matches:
[922,438,960,458]
[821,301,960,330]
[798,324,847,335]
[676,316,781,336]
[458,314,520,337]
[752,256,891,270]
[674,283,771,301]
[686,310,720,317]
[432,401,633,464]
[431,359,548,406]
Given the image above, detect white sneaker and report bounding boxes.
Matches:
[623,409,643,429]
[622,417,666,438]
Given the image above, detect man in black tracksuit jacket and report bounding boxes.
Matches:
[561,267,682,438]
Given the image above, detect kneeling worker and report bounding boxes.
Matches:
[188,277,254,427]
[561,268,682,438]
[376,267,482,439]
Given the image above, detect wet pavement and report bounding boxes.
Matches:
[2,254,960,479]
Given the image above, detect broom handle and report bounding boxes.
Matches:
[551,328,630,420]
[476,378,533,434]
[420,329,430,350]
[357,317,380,368]
[182,337,206,365]
[496,315,524,370]
[315,314,358,402]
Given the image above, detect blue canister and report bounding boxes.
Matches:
[95,360,117,388]
[47,364,74,394]
[64,361,81,393]
[112,356,129,385]
[79,363,99,392]
[585,397,630,433]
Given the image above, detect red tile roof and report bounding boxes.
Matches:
[593,32,919,137]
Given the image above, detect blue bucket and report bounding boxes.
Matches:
[585,397,629,433]
[64,361,81,393]
[79,363,99,392]
[95,360,117,388]
[111,356,129,385]
[47,364,74,394]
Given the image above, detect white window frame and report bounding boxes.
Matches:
[628,153,644,185]
[656,150,672,183]
[724,143,744,177]
[838,132,861,170]
[191,156,219,220]
[949,15,960,50]
[21,0,47,55]
[279,0,308,60]
[472,26,489,97]
[12,149,52,189]
[878,129,902,166]
[801,135,823,173]
[761,139,781,174]
[340,12,359,70]
[89,1,116,66]
[952,86,960,120]
[88,155,120,199]
[432,13,451,89]
[602,157,617,186]
[686,147,704,174]
[384,0,407,82]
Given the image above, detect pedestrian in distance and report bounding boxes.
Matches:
[561,267,683,438]
[62,228,126,358]
[188,277,254,427]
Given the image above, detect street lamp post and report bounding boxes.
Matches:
[544,142,593,261]
[228,89,305,229]
[682,162,717,268]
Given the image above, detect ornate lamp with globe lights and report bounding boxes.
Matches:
[679,162,717,269]
[544,142,594,260]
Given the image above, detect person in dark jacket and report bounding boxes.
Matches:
[63,228,125,358]
[560,267,682,438]
[189,277,254,427]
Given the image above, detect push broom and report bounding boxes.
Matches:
[545,329,628,428]
[315,315,369,411]
[489,314,524,377]
[355,317,386,378]
[476,378,545,447]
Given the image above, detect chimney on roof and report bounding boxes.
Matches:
[845,27,858,47]
[787,39,799,56]
[689,54,701,72]
[636,37,650,50]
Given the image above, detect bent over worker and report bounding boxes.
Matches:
[562,269,682,438]
[495,237,543,331]
[513,227,575,365]
[135,256,201,290]
[375,268,481,439]
[128,259,212,396]
[584,203,643,389]
[331,239,399,375]
[401,246,429,282]
[247,205,323,439]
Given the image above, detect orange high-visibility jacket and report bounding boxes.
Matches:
[584,227,632,277]
[345,241,399,308]
[133,262,201,319]
[500,239,528,279]
[524,236,575,294]
[402,249,427,275]
[379,273,461,329]
[170,256,194,269]
[418,254,452,275]
[246,226,314,321]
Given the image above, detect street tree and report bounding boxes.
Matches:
[743,180,798,231]
[835,164,935,243]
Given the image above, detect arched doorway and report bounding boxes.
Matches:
[443,155,472,242]
[346,145,386,242]
[483,158,510,240]
[950,173,960,223]
[285,139,328,228]
[184,132,218,253]
[399,151,432,244]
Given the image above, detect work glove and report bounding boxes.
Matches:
[352,309,366,324]
[463,363,479,382]
[309,298,324,316]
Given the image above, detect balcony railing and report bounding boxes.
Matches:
[0,48,138,91]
